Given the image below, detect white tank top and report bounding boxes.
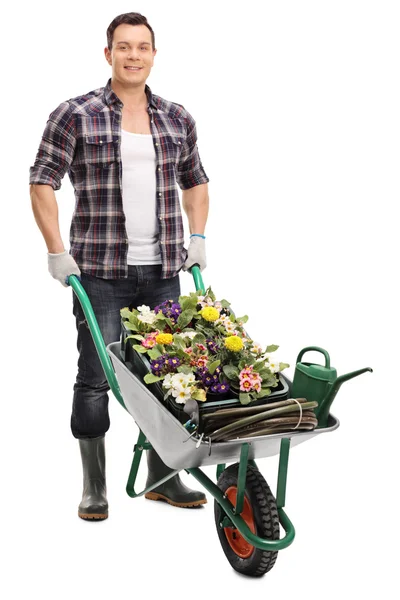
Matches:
[121,129,162,265]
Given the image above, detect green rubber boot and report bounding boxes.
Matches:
[78,435,108,520]
[145,448,207,508]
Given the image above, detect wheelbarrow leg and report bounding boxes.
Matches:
[125,429,183,498]
[276,437,291,509]
[126,429,152,498]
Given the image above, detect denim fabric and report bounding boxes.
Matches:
[71,265,180,439]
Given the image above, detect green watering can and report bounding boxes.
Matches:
[292,346,372,428]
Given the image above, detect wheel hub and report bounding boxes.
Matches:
[224,486,256,559]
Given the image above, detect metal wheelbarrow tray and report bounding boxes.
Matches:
[68,267,353,578]
[107,341,339,470]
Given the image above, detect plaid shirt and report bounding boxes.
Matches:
[29,78,209,279]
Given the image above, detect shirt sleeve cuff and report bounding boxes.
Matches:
[29,166,62,191]
[178,168,209,191]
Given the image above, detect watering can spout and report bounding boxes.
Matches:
[316,367,373,428]
[335,367,373,385]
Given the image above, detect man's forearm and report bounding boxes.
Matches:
[30,184,65,253]
[182,183,209,235]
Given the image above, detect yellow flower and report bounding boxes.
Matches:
[200,307,219,322]
[224,335,244,352]
[155,333,173,345]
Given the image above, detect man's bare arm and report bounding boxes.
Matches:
[30,184,65,253]
[182,183,209,235]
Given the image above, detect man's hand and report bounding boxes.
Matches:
[183,236,206,272]
[48,251,81,287]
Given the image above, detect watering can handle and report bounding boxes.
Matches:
[295,346,331,369]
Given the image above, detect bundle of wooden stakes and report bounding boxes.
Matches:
[201,398,318,442]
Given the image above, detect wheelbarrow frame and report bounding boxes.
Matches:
[68,269,338,553]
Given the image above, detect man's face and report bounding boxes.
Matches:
[104,24,156,87]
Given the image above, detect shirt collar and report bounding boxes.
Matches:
[103,78,158,110]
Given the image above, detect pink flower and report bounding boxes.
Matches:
[196,343,207,352]
[240,379,253,392]
[196,356,208,368]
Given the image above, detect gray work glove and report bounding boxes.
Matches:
[183,236,207,272]
[48,250,81,287]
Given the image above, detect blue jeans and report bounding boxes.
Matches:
[71,265,181,439]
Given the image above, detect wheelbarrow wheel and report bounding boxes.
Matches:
[214,463,280,577]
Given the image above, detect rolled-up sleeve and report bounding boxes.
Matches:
[176,111,209,190]
[29,102,76,191]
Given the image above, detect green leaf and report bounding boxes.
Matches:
[255,387,272,398]
[223,364,240,380]
[239,392,252,405]
[177,309,195,329]
[220,299,231,309]
[252,361,264,373]
[207,288,216,302]
[124,322,139,332]
[192,333,206,345]
[180,295,198,311]
[279,362,290,371]
[265,344,279,354]
[133,344,148,354]
[258,366,272,376]
[147,348,162,360]
[208,360,221,375]
[191,388,207,402]
[129,334,145,341]
[144,373,164,384]
[177,365,193,375]
[120,307,131,319]
[173,334,186,351]
[236,315,249,324]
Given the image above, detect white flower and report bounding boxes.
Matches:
[267,359,280,373]
[137,305,151,313]
[250,343,263,355]
[137,311,157,324]
[172,385,191,404]
[198,295,215,308]
[163,373,173,389]
[167,372,196,391]
[180,331,197,340]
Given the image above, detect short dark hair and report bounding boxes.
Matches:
[106,12,155,51]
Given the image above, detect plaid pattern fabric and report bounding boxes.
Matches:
[29,78,209,279]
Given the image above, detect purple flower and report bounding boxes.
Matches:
[210,381,230,394]
[167,357,181,371]
[150,353,181,376]
[154,300,182,323]
[203,375,213,387]
[150,359,163,376]
[206,338,219,354]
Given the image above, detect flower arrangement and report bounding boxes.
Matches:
[120,288,289,406]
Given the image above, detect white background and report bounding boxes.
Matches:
[1,0,399,598]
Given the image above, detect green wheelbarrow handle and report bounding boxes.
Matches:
[67,265,206,410]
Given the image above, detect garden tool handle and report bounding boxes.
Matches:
[190,264,206,294]
[295,346,331,369]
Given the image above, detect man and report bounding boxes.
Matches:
[29,12,209,520]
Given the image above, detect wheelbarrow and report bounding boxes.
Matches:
[68,267,356,577]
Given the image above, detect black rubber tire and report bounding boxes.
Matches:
[214,463,280,577]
